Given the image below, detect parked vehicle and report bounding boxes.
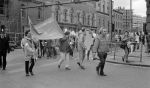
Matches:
[9,41,17,51]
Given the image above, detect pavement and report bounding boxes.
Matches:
[1,49,150,88]
[106,47,150,67]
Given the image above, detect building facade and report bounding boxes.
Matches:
[116,7,132,32]
[112,9,123,34]
[22,0,111,33]
[0,0,112,41]
[133,15,146,32]
[146,0,150,33]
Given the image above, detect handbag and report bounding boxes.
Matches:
[120,41,127,49]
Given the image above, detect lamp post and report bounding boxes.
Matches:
[130,0,133,32]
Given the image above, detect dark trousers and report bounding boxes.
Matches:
[25,59,35,75]
[96,52,107,75]
[0,51,7,70]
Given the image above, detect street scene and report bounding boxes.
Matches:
[0,49,150,88]
[0,0,150,88]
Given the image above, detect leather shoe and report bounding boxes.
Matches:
[100,74,107,76]
[26,74,30,76]
[58,65,60,68]
[29,72,34,76]
[65,67,71,70]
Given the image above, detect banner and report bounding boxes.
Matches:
[29,16,64,40]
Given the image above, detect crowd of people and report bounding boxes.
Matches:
[1,25,150,77]
[20,27,112,76]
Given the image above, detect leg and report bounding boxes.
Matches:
[0,53,2,68]
[77,50,85,69]
[65,53,71,70]
[58,52,65,68]
[98,53,107,76]
[96,61,101,75]
[25,61,29,76]
[29,58,35,75]
[2,52,7,70]
[124,47,129,62]
[130,44,134,54]
[87,50,90,61]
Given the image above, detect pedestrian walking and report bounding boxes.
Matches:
[0,26,10,70]
[92,28,110,76]
[58,31,71,70]
[121,31,130,63]
[77,28,86,70]
[21,30,35,76]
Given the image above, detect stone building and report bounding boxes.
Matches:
[112,9,123,34]
[146,0,150,33]
[116,7,132,32]
[132,15,146,32]
[0,0,112,41]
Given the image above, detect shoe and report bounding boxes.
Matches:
[93,58,98,60]
[58,65,60,68]
[96,67,99,75]
[100,74,107,76]
[122,57,124,62]
[29,72,34,76]
[77,62,81,66]
[2,68,6,70]
[125,60,129,63]
[80,65,85,70]
[65,67,71,70]
[26,74,30,76]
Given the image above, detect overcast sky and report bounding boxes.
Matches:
[113,0,146,17]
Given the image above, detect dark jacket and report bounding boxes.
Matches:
[0,34,10,52]
[59,37,71,53]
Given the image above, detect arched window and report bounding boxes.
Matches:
[103,18,105,27]
[77,12,80,23]
[55,5,60,22]
[92,14,95,26]
[82,11,86,25]
[87,15,90,25]
[99,18,101,25]
[70,8,74,23]
[63,9,68,22]
[38,7,42,19]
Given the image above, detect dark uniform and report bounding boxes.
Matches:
[0,28,10,70]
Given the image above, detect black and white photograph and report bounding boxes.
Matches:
[0,0,149,88]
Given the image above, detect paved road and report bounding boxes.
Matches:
[0,49,150,88]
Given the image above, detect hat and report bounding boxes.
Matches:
[64,31,70,35]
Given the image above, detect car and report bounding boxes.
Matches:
[9,41,17,51]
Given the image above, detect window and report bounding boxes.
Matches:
[0,0,4,14]
[21,9,26,18]
[87,15,90,25]
[82,11,85,25]
[38,7,41,19]
[92,14,95,26]
[55,5,60,22]
[103,5,105,12]
[63,9,68,22]
[99,18,101,25]
[98,3,101,11]
[77,12,80,23]
[70,8,74,23]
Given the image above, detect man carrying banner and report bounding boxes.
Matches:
[58,31,71,70]
[21,30,35,76]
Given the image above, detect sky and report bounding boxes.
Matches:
[113,0,146,17]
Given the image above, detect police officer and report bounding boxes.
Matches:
[0,25,10,70]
